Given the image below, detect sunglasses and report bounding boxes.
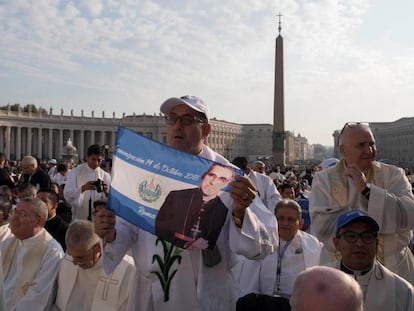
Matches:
[339,122,370,136]
[165,113,206,126]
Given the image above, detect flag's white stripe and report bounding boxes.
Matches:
[111,155,195,210]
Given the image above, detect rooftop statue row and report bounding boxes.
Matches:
[0,104,164,119]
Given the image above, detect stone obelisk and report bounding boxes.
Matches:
[272,13,285,166]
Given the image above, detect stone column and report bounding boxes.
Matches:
[79,130,85,160]
[27,127,32,156]
[90,130,95,146]
[37,128,42,159]
[48,128,53,159]
[0,127,4,153]
[111,131,116,150]
[101,130,106,146]
[16,126,22,160]
[5,126,11,159]
[59,129,63,156]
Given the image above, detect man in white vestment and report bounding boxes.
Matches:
[0,197,12,242]
[290,266,364,311]
[0,254,6,311]
[329,209,414,311]
[52,219,135,311]
[239,199,322,298]
[231,156,282,213]
[94,95,278,311]
[64,144,111,221]
[0,197,64,311]
[309,122,414,285]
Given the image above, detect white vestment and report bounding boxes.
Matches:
[53,255,135,311]
[0,256,6,311]
[0,224,11,242]
[53,172,68,186]
[238,230,322,297]
[102,144,278,311]
[248,171,282,212]
[64,163,111,220]
[329,261,414,311]
[0,229,64,311]
[310,160,414,285]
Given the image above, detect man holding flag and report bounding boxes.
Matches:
[94,95,278,311]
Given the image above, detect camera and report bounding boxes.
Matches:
[93,179,104,193]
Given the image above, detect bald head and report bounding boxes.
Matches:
[21,156,38,168]
[338,123,376,172]
[290,266,363,311]
[21,155,38,176]
[339,123,372,146]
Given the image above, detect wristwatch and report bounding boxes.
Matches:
[361,183,371,200]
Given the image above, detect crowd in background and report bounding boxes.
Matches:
[1,97,414,311]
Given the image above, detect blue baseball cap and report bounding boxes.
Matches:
[336,210,379,235]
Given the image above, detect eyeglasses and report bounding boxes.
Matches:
[337,231,377,244]
[339,122,370,136]
[64,243,97,264]
[165,113,206,126]
[11,209,39,218]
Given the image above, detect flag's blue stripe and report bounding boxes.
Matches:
[108,187,157,234]
[114,127,215,187]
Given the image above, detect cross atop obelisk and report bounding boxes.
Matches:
[277,12,283,34]
[273,12,286,166]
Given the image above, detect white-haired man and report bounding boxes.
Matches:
[20,155,51,190]
[310,122,414,285]
[239,199,322,298]
[52,217,135,311]
[0,197,63,310]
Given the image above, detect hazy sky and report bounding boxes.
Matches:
[1,0,413,146]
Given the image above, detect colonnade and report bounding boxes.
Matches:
[0,125,116,161]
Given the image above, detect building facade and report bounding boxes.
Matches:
[0,107,313,164]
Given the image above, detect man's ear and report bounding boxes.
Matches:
[94,242,102,253]
[298,218,304,230]
[339,144,345,157]
[202,123,211,139]
[333,236,339,249]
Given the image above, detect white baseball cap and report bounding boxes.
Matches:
[319,158,339,170]
[48,159,57,165]
[160,95,210,121]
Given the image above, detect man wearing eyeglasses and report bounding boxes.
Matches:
[94,95,278,311]
[52,219,135,311]
[310,122,414,285]
[0,197,64,311]
[329,210,414,310]
[238,199,322,302]
[19,155,51,190]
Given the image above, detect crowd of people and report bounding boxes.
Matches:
[0,96,414,311]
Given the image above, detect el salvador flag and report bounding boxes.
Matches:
[107,126,242,235]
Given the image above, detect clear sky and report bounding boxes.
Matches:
[1,0,413,146]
